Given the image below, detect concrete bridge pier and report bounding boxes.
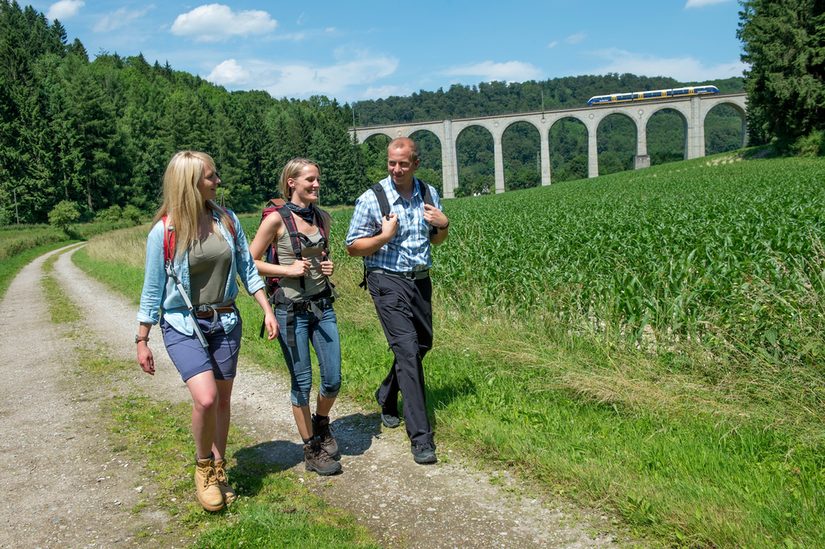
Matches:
[540,129,552,186]
[441,120,457,198]
[493,134,505,193]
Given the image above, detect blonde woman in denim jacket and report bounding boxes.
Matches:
[136,151,277,512]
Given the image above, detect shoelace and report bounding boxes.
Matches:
[214,465,228,485]
[201,466,218,488]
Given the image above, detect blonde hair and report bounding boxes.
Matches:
[279,158,320,200]
[153,150,231,256]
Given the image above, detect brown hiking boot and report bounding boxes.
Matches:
[311,414,340,460]
[213,459,236,505]
[194,456,224,512]
[303,437,342,476]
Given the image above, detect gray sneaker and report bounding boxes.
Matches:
[411,441,437,465]
[304,437,342,476]
[375,388,400,428]
[312,414,340,459]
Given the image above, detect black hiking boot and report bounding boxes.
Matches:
[411,440,437,465]
[375,388,400,428]
[304,437,342,476]
[311,414,340,460]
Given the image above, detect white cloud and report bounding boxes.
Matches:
[269,32,306,42]
[204,55,399,101]
[685,0,731,8]
[207,59,250,85]
[547,40,559,49]
[171,4,277,42]
[565,32,586,45]
[359,85,412,101]
[93,6,152,33]
[591,48,746,81]
[442,61,542,83]
[47,0,84,21]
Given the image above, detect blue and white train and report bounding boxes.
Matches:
[587,85,720,106]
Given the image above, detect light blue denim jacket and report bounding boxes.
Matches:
[137,209,265,336]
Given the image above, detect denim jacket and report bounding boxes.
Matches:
[137,209,264,336]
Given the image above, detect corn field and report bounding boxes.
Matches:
[420,157,825,364]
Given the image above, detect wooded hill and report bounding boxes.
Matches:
[0,0,745,223]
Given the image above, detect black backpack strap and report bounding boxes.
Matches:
[371,182,391,219]
[315,207,331,259]
[277,205,305,292]
[416,178,438,237]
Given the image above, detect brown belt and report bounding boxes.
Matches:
[195,305,236,318]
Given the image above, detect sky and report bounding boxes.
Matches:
[27,0,747,104]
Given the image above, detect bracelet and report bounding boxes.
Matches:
[439,220,449,230]
[135,334,150,344]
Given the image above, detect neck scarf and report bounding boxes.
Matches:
[286,201,316,225]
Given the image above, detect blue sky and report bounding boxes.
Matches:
[28,0,746,104]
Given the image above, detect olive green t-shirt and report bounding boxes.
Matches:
[189,230,231,306]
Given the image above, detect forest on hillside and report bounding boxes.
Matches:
[0,0,746,223]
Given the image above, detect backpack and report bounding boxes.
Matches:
[258,199,331,338]
[358,178,437,289]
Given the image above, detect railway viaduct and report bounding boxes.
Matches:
[351,93,747,198]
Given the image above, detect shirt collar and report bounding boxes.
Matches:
[384,176,420,205]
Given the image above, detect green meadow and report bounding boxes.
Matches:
[77,153,825,547]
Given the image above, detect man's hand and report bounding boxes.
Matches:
[423,204,448,229]
[381,213,399,238]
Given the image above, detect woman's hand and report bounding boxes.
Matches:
[287,259,311,277]
[263,310,279,340]
[320,259,334,277]
[137,342,155,375]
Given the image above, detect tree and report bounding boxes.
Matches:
[737,0,825,148]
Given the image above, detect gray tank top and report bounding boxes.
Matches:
[276,228,327,301]
[189,230,231,306]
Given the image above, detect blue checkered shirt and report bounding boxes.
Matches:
[345,176,442,272]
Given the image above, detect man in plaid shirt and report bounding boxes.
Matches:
[346,137,449,464]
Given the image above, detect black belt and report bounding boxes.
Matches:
[286,296,335,314]
[367,268,429,280]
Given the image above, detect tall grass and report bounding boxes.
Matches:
[79,154,825,546]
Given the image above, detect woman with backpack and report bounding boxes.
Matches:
[136,150,278,512]
[248,158,342,476]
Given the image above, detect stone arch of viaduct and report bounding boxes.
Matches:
[352,93,747,198]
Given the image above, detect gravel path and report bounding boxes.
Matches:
[0,244,622,548]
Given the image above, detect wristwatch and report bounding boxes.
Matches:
[135,334,150,344]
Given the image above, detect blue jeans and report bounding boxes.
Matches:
[275,306,342,406]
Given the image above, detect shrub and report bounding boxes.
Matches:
[792,130,825,157]
[122,205,143,224]
[48,200,81,233]
[95,205,123,223]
